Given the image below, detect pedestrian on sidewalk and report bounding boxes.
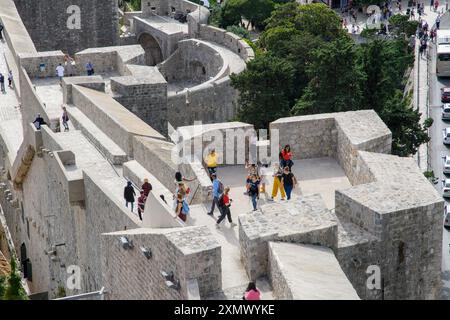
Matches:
[431,0,435,9]
[436,14,441,29]
[431,28,436,42]
[216,187,236,229]
[0,23,3,41]
[0,73,5,94]
[421,37,428,57]
[7,70,13,88]
[281,166,298,201]
[446,0,449,11]
[61,106,70,131]
[124,181,136,212]
[435,0,440,11]
[207,173,223,216]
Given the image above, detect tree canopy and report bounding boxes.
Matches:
[231,3,430,157]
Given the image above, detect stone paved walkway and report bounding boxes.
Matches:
[0,38,23,157]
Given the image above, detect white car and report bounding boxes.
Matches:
[443,128,450,145]
[442,179,450,197]
[444,205,450,228]
[444,156,450,174]
[442,104,450,120]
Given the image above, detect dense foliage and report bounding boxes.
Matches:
[231,3,431,156]
[0,258,28,300]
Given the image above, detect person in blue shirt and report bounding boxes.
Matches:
[207,173,223,216]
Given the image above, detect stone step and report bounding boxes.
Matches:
[65,105,128,165]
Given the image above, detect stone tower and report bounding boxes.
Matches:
[13,0,119,54]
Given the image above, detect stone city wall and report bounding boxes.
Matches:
[101,226,221,300]
[199,24,255,62]
[158,39,227,84]
[13,0,119,55]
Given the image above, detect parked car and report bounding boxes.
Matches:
[442,179,450,197]
[444,205,450,228]
[442,104,450,120]
[443,156,450,174]
[443,128,450,145]
[442,87,450,103]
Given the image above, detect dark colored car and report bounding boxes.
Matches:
[442,87,450,102]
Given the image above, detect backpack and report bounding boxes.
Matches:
[182,200,190,215]
[217,180,224,195]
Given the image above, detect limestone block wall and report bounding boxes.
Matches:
[82,172,140,293]
[111,69,168,135]
[199,25,255,62]
[270,114,337,159]
[19,51,65,78]
[101,226,221,300]
[168,77,238,129]
[62,76,106,104]
[158,39,227,84]
[132,136,178,191]
[18,66,59,131]
[13,0,119,55]
[239,195,338,280]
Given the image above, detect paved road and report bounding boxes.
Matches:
[427,33,450,299]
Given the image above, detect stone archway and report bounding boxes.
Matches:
[138,33,163,66]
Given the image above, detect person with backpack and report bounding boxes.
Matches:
[216,187,236,229]
[207,173,223,216]
[62,106,70,131]
[281,166,298,201]
[175,193,189,222]
[248,175,260,211]
[124,181,136,212]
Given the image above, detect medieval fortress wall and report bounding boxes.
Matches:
[0,0,443,300]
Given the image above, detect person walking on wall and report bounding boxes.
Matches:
[86,61,95,76]
[271,163,286,201]
[248,175,260,211]
[61,106,70,131]
[280,145,294,171]
[216,187,236,228]
[0,73,5,94]
[175,193,189,222]
[207,173,224,216]
[243,282,261,300]
[281,166,298,201]
[137,190,146,221]
[33,114,47,130]
[124,181,136,212]
[0,23,4,41]
[56,63,65,84]
[141,178,152,197]
[205,148,218,180]
[7,70,13,88]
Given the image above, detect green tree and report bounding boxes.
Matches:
[231,54,295,129]
[292,36,365,115]
[264,2,345,41]
[388,14,419,37]
[379,92,432,156]
[3,258,28,300]
[0,275,6,299]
